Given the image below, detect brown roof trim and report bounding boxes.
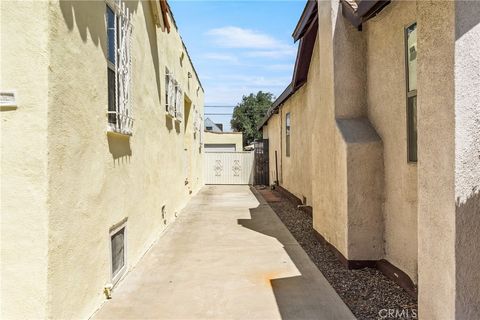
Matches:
[258,0,319,131]
[257,84,294,130]
[159,0,171,33]
[340,0,390,30]
[292,0,318,42]
[292,15,318,90]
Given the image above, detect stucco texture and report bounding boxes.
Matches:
[364,0,418,282]
[2,1,204,319]
[262,0,480,318]
[416,2,456,319]
[204,131,243,151]
[1,1,50,319]
[454,2,480,318]
[264,39,320,208]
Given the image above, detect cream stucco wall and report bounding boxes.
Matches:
[204,131,243,151]
[363,0,418,282]
[1,1,50,318]
[1,1,204,319]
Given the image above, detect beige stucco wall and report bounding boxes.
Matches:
[453,2,480,318]
[2,1,204,319]
[204,131,243,151]
[312,0,358,258]
[265,112,281,185]
[363,0,418,282]
[263,38,321,206]
[279,86,314,205]
[265,0,417,272]
[418,1,480,319]
[0,1,50,318]
[264,0,480,317]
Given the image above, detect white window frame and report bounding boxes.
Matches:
[109,220,128,286]
[106,0,134,136]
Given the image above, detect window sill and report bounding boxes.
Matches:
[107,127,133,137]
[165,112,175,119]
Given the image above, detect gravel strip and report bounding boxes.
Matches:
[264,189,418,320]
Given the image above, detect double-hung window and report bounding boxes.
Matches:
[285,112,291,157]
[106,0,133,135]
[405,22,417,162]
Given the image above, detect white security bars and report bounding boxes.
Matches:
[165,69,176,117]
[193,109,199,135]
[175,85,184,122]
[107,0,133,135]
[199,115,204,146]
[165,68,185,122]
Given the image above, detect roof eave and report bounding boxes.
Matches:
[292,0,318,42]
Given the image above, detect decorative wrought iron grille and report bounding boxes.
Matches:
[175,85,184,122]
[165,69,176,118]
[107,0,133,135]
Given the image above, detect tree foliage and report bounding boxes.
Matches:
[230,91,274,145]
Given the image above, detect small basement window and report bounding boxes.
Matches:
[110,223,127,285]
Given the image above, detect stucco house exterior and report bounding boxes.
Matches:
[1,0,204,318]
[259,0,480,318]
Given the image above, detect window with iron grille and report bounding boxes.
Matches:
[165,68,176,117]
[405,22,417,162]
[175,85,184,122]
[106,0,133,135]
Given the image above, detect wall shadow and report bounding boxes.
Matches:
[107,133,132,166]
[238,193,350,319]
[59,1,162,104]
[456,1,480,40]
[165,115,174,131]
[175,120,181,134]
[141,0,163,106]
[456,189,480,318]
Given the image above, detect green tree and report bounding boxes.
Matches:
[230,91,274,145]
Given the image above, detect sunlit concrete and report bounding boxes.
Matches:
[94,185,354,319]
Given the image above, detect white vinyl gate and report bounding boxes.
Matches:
[204,152,254,184]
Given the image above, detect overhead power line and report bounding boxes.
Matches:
[205,106,236,108]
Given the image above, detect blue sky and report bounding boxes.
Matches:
[169,0,306,130]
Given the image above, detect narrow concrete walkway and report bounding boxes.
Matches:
[94,185,354,320]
